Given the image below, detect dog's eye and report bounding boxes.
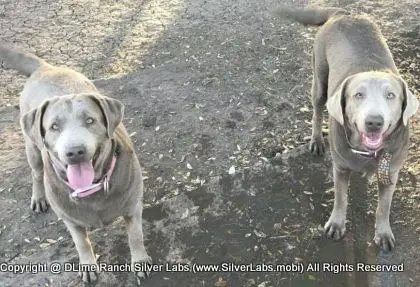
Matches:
[50,123,59,131]
[354,93,363,99]
[386,92,395,99]
[86,118,95,125]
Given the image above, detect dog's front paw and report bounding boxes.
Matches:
[78,267,98,284]
[324,216,346,240]
[132,256,152,286]
[374,227,395,252]
[309,136,325,156]
[31,196,49,213]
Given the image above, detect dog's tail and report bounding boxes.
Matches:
[0,45,49,76]
[275,6,349,26]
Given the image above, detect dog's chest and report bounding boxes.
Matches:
[46,182,139,227]
[78,197,127,225]
[333,150,379,174]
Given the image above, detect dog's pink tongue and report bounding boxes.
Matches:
[66,161,95,189]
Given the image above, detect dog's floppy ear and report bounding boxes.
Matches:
[89,94,124,138]
[399,78,419,126]
[326,76,353,126]
[20,100,50,147]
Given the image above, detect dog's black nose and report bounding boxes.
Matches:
[65,145,87,163]
[365,115,384,132]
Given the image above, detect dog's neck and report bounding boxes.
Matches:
[95,139,119,180]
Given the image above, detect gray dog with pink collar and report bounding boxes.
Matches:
[0,46,151,284]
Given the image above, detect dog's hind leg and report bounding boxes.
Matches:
[24,139,48,212]
[309,47,328,156]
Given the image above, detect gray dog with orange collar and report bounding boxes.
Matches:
[0,46,151,284]
[277,7,419,251]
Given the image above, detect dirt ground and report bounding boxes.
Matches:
[0,0,419,286]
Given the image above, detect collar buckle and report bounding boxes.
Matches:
[70,182,102,199]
